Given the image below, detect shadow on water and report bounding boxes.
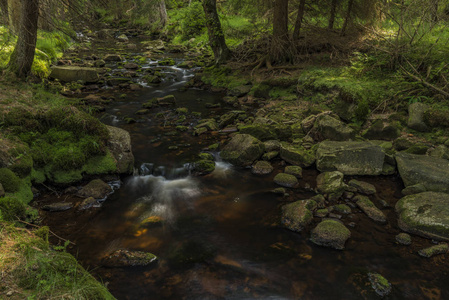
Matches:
[37,38,449,300]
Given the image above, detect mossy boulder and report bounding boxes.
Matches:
[157,95,176,106]
[310,220,351,250]
[408,102,429,132]
[0,168,21,193]
[348,179,376,195]
[281,199,316,232]
[429,145,449,160]
[333,204,352,214]
[284,166,302,178]
[83,151,117,175]
[104,54,122,62]
[228,85,252,97]
[395,152,449,193]
[362,120,401,140]
[354,195,386,223]
[368,272,392,297]
[196,119,218,131]
[396,192,449,241]
[274,173,298,188]
[193,160,215,175]
[102,249,157,267]
[402,183,426,196]
[77,179,112,199]
[79,197,97,210]
[50,66,99,83]
[106,125,134,174]
[251,161,274,175]
[220,134,265,167]
[316,171,345,201]
[264,140,281,152]
[9,152,33,178]
[418,243,448,258]
[313,115,356,141]
[280,142,316,167]
[316,141,385,175]
[238,124,277,141]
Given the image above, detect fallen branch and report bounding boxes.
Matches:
[400,65,449,98]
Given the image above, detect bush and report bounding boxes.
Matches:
[0,168,21,193]
[0,197,27,221]
[180,1,206,40]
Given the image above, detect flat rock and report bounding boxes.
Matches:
[281,199,316,232]
[77,179,112,199]
[418,243,448,258]
[313,115,355,141]
[396,152,449,193]
[316,141,385,175]
[280,142,316,167]
[354,195,386,223]
[396,192,449,241]
[50,66,99,83]
[42,202,73,212]
[220,134,265,167]
[107,125,135,174]
[310,219,351,250]
[284,165,302,178]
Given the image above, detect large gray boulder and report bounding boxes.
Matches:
[50,66,99,83]
[316,141,385,175]
[395,152,449,193]
[107,125,134,174]
[396,192,449,241]
[314,115,355,141]
[220,134,265,167]
[408,102,429,132]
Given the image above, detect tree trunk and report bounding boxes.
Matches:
[328,0,338,29]
[7,0,21,33]
[270,0,289,62]
[149,0,168,30]
[340,0,353,36]
[7,0,39,78]
[292,0,306,40]
[0,0,8,24]
[202,0,231,64]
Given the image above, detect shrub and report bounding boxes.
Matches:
[0,168,21,193]
[0,197,26,221]
[180,1,206,40]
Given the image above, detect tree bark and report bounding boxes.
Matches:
[0,0,8,24]
[202,0,231,64]
[270,0,289,62]
[340,0,353,36]
[8,0,40,78]
[328,0,338,29]
[7,0,21,33]
[292,0,306,40]
[149,0,168,30]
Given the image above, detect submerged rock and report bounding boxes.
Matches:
[193,160,215,175]
[251,161,273,175]
[418,243,448,258]
[368,272,392,297]
[42,202,73,212]
[50,66,99,83]
[284,166,302,178]
[348,180,376,195]
[274,173,298,188]
[79,197,98,210]
[220,134,265,167]
[316,141,385,175]
[316,171,345,201]
[281,199,316,232]
[310,219,351,250]
[396,152,449,193]
[103,249,157,267]
[395,233,412,245]
[77,179,112,199]
[354,195,386,223]
[396,192,449,241]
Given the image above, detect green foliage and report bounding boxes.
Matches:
[83,151,117,175]
[0,168,21,193]
[180,1,206,40]
[200,66,248,89]
[0,197,26,221]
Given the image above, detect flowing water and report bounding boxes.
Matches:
[36,37,449,300]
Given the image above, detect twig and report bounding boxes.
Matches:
[400,65,449,98]
[16,220,76,246]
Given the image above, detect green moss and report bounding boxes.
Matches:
[193,160,215,174]
[238,124,277,141]
[82,151,117,175]
[8,177,34,204]
[0,197,27,221]
[0,168,21,193]
[176,107,189,114]
[50,169,83,185]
